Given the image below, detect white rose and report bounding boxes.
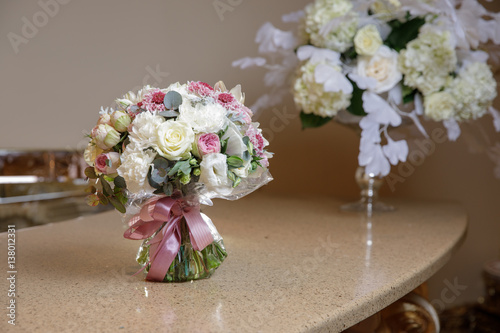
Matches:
[354,25,382,56]
[199,153,233,196]
[128,112,165,149]
[155,120,195,160]
[117,144,156,195]
[222,122,247,157]
[424,91,456,121]
[357,45,402,93]
[178,101,227,133]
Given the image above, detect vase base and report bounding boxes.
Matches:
[340,200,395,213]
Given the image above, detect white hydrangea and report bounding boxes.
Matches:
[178,101,227,133]
[304,0,358,53]
[293,60,352,118]
[424,91,457,121]
[449,62,497,121]
[398,28,457,96]
[117,143,156,195]
[128,111,165,149]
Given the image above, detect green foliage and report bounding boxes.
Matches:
[227,155,245,169]
[300,111,332,129]
[347,81,367,116]
[84,167,97,179]
[385,17,426,52]
[163,91,182,110]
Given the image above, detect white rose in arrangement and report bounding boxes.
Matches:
[304,0,358,53]
[357,45,402,93]
[294,60,351,118]
[424,91,457,121]
[155,120,195,160]
[178,101,227,133]
[128,112,165,149]
[117,144,156,195]
[450,62,497,121]
[199,153,233,196]
[354,25,382,56]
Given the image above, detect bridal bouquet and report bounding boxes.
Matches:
[83,81,272,282]
[234,0,500,176]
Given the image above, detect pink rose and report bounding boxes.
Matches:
[197,133,221,156]
[95,152,121,175]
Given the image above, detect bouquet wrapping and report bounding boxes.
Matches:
[83,81,272,282]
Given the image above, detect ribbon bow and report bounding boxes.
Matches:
[124,196,214,282]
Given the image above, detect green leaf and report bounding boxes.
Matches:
[163,91,182,110]
[178,160,192,175]
[227,156,245,168]
[242,136,250,146]
[402,85,417,104]
[109,197,126,214]
[385,17,426,52]
[113,176,126,189]
[242,150,251,161]
[159,110,180,118]
[84,167,97,179]
[346,81,367,116]
[167,162,181,177]
[115,190,128,205]
[100,176,113,197]
[163,182,173,196]
[232,176,241,188]
[97,192,109,205]
[300,111,332,129]
[220,138,228,154]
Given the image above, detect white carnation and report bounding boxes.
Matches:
[304,0,358,53]
[398,28,457,96]
[117,144,156,195]
[128,112,165,149]
[293,59,351,117]
[178,101,227,133]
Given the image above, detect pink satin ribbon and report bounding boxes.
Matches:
[124,196,214,282]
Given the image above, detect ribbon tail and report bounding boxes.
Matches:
[146,217,182,282]
[184,207,214,251]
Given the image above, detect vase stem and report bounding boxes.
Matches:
[341,166,395,214]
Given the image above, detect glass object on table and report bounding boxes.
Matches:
[0,149,110,231]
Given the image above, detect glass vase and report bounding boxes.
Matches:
[340,166,395,213]
[136,214,227,282]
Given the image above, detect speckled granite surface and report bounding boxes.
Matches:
[0,194,466,332]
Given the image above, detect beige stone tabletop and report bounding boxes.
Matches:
[0,194,467,332]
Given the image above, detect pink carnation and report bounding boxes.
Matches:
[197,133,221,156]
[142,89,166,113]
[245,125,266,155]
[188,81,215,97]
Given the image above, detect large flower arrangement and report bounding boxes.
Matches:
[234,0,500,176]
[83,81,272,282]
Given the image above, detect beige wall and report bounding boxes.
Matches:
[1,0,499,308]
